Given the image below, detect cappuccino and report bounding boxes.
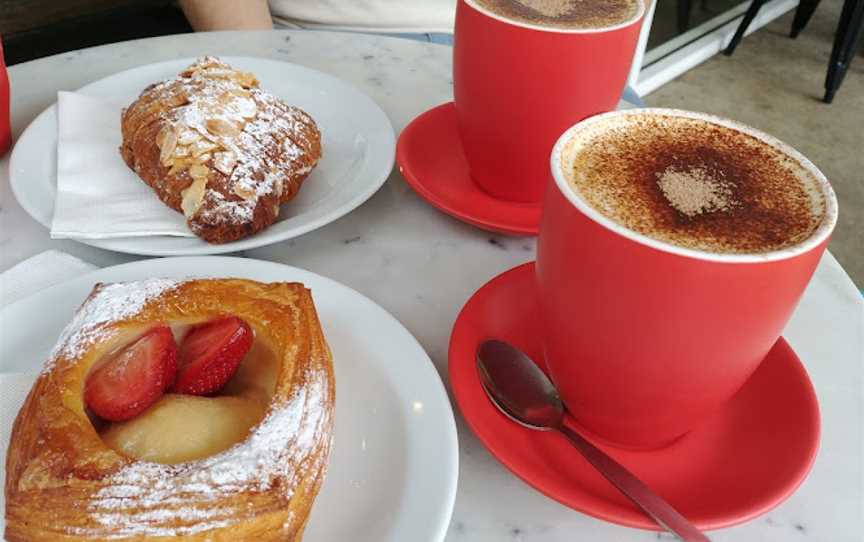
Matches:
[469,0,640,30]
[562,111,828,254]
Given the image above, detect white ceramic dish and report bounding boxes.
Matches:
[9,57,395,256]
[0,257,457,541]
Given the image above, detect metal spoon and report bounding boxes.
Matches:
[476,339,709,542]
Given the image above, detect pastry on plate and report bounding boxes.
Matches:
[4,278,335,541]
[119,57,322,244]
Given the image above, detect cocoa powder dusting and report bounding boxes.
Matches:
[567,114,825,254]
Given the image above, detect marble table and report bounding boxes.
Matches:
[1,30,862,541]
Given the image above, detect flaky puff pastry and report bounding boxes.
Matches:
[5,279,334,541]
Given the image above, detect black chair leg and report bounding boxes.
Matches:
[678,0,693,33]
[824,0,864,103]
[790,0,822,37]
[723,0,768,56]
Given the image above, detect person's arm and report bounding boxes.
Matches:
[179,0,273,31]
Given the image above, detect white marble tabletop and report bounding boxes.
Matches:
[1,31,862,541]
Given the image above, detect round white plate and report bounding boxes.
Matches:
[0,257,457,541]
[9,57,395,256]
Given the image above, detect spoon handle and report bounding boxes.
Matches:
[557,424,710,542]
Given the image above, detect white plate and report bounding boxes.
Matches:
[9,57,395,256]
[0,257,457,541]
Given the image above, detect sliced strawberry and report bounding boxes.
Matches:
[84,325,177,422]
[173,316,253,396]
[162,336,178,390]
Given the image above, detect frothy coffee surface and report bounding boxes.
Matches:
[565,113,826,254]
[471,0,639,29]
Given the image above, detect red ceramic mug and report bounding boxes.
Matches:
[536,109,838,448]
[0,35,10,156]
[452,0,645,203]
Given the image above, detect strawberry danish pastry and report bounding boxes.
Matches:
[4,278,334,541]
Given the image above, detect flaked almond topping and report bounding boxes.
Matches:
[272,204,280,217]
[181,178,208,218]
[191,139,218,157]
[234,184,256,200]
[178,130,201,145]
[159,130,178,166]
[174,145,190,158]
[189,164,210,181]
[180,59,217,78]
[155,125,171,147]
[274,177,284,198]
[168,162,188,176]
[233,71,258,89]
[206,118,240,138]
[166,91,189,108]
[202,68,235,79]
[213,151,237,175]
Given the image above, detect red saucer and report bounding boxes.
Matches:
[449,262,821,531]
[397,103,542,235]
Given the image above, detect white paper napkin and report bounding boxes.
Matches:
[0,249,96,306]
[51,91,194,239]
[0,250,98,522]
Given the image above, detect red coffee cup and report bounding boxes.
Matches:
[536,109,838,448]
[0,35,10,157]
[453,0,645,203]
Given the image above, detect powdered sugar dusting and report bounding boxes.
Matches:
[85,369,330,537]
[47,279,179,368]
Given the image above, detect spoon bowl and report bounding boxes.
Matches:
[476,340,563,431]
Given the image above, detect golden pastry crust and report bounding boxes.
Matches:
[119,57,322,244]
[4,279,335,541]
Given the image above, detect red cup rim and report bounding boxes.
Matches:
[462,0,646,34]
[548,108,839,264]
